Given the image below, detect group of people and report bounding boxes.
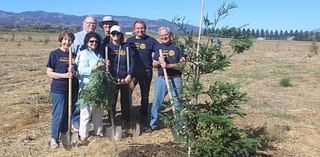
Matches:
[46,15,185,149]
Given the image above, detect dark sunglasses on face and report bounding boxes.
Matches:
[111,32,121,36]
[89,40,98,43]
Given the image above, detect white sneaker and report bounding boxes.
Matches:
[50,138,59,149]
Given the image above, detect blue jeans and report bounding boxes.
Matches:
[150,76,182,129]
[50,93,68,140]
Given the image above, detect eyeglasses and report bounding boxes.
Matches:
[89,40,98,43]
[85,21,96,25]
[111,32,121,36]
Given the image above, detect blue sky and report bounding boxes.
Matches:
[1,0,319,31]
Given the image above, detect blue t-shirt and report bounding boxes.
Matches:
[126,35,158,69]
[47,48,79,94]
[154,43,183,77]
[107,43,135,79]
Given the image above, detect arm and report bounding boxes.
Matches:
[77,51,93,75]
[47,67,72,79]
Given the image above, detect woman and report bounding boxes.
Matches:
[106,25,135,125]
[76,32,105,143]
[46,30,79,149]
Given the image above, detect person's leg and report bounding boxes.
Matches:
[169,77,182,110]
[79,106,91,139]
[120,85,131,123]
[72,91,80,130]
[92,108,104,136]
[50,93,67,147]
[149,78,167,129]
[139,71,152,117]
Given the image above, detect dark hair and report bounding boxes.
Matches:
[58,30,75,42]
[80,32,101,51]
[133,20,147,29]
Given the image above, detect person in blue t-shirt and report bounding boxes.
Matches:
[126,20,158,123]
[148,27,185,131]
[106,25,135,124]
[46,30,79,149]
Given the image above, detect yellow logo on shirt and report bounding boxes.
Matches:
[134,43,146,50]
[59,57,75,64]
[139,43,146,49]
[168,50,175,56]
[113,49,127,56]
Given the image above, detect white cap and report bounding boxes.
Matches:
[110,25,121,33]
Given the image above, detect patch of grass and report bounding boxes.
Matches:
[22,65,38,71]
[264,124,290,143]
[280,77,292,87]
[267,112,298,121]
[43,37,50,45]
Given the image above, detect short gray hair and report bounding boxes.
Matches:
[158,26,171,34]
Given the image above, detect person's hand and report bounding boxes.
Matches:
[63,71,73,79]
[124,75,132,84]
[92,61,105,70]
[159,56,166,68]
[120,79,126,84]
[106,60,110,67]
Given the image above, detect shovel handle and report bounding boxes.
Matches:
[159,49,175,115]
[68,47,72,133]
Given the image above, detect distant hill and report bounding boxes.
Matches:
[0,10,198,34]
[312,28,320,32]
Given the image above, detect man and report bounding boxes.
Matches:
[71,16,97,54]
[148,27,184,131]
[99,16,119,46]
[71,16,97,130]
[126,20,158,124]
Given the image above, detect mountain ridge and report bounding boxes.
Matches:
[0,10,198,34]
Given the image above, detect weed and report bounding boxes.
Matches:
[280,77,292,87]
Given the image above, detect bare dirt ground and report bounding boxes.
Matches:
[0,32,319,157]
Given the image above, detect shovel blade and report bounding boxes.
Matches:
[131,122,141,137]
[61,133,72,149]
[71,132,79,146]
[106,125,122,141]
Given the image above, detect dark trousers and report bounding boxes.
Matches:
[134,70,152,116]
[112,84,131,122]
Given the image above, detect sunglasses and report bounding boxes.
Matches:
[111,32,121,36]
[89,40,98,43]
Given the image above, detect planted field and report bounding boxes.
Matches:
[0,32,319,156]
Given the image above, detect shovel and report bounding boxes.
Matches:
[126,47,140,137]
[105,46,122,141]
[159,49,179,138]
[61,47,78,149]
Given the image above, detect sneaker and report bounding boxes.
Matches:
[72,124,79,132]
[50,138,59,149]
[145,127,157,133]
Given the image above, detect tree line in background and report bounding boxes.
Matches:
[204,27,320,41]
[1,25,320,42]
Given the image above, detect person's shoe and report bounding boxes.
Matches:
[78,137,89,146]
[145,127,156,133]
[50,138,59,149]
[72,124,79,132]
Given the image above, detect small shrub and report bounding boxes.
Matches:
[16,42,21,46]
[230,35,253,54]
[28,36,33,41]
[44,38,50,45]
[280,77,292,87]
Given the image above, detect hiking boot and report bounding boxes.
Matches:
[50,138,59,149]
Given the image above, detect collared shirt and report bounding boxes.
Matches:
[76,48,102,89]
